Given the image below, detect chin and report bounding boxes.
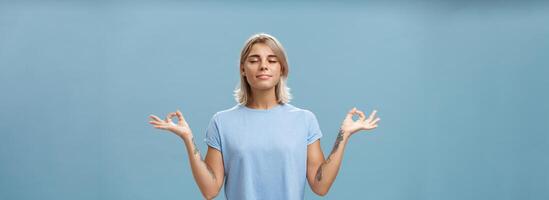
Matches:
[250,83,276,91]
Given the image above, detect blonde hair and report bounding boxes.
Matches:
[234,33,292,105]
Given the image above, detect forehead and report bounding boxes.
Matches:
[248,43,275,56]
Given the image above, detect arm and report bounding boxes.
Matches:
[181,135,224,199]
[307,107,380,196]
[306,129,349,196]
[149,110,224,199]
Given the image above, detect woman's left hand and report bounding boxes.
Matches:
[340,107,380,137]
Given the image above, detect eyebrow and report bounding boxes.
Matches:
[248,54,278,59]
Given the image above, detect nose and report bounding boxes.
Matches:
[260,62,268,71]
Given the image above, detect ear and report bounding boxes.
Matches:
[240,65,246,76]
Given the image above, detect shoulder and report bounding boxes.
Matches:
[209,104,242,122]
[283,103,317,119]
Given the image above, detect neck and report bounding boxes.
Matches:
[246,87,279,110]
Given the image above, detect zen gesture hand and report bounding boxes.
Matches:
[340,107,380,136]
[148,110,192,139]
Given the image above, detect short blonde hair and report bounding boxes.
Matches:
[234,33,292,105]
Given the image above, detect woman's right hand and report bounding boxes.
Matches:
[149,110,192,139]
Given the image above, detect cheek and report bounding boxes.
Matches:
[273,64,283,77]
[242,64,256,74]
[271,67,283,84]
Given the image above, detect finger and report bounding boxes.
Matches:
[356,110,366,121]
[345,107,356,120]
[176,109,187,126]
[367,110,378,121]
[364,123,378,130]
[154,125,169,130]
[165,112,176,123]
[149,115,163,122]
[149,121,164,126]
[370,117,380,125]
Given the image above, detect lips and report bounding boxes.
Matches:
[256,74,272,80]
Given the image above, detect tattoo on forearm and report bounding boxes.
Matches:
[330,130,345,156]
[191,137,200,155]
[315,129,345,182]
[190,137,216,180]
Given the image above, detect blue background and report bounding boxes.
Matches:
[1,0,548,199]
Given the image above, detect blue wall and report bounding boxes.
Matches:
[1,1,548,199]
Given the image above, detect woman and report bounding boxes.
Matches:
[148,33,380,200]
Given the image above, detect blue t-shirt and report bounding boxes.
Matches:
[203,103,323,200]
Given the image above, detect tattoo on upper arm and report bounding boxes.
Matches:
[315,161,326,182]
[315,129,345,182]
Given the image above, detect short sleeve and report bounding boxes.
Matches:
[203,114,221,151]
[306,111,323,145]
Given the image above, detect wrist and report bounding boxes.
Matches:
[339,129,352,140]
[179,133,194,142]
